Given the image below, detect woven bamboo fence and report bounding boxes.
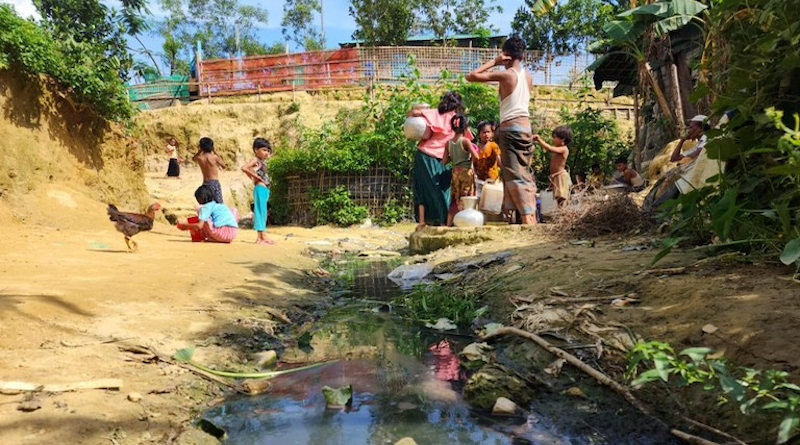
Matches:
[286,167,410,226]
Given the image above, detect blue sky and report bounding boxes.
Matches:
[2,0,523,63]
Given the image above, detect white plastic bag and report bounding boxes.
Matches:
[387,263,433,287]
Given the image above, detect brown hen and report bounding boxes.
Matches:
[107,202,161,252]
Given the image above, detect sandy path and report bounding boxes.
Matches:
[0,170,409,445]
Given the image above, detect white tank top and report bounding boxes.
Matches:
[499,67,530,123]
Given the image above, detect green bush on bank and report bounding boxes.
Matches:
[0,5,133,121]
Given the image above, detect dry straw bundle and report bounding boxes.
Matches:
[550,193,649,237]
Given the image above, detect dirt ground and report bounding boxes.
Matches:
[2,167,799,445]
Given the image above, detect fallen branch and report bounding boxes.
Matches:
[550,293,634,304]
[481,326,651,414]
[118,344,241,392]
[670,429,723,445]
[0,379,122,393]
[680,417,748,445]
[482,326,730,445]
[636,267,687,276]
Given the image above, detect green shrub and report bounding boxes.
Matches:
[395,284,482,327]
[0,5,133,121]
[312,186,368,227]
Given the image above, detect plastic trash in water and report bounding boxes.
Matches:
[387,263,434,287]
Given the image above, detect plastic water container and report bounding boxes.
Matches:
[539,191,557,215]
[187,216,203,242]
[403,116,432,140]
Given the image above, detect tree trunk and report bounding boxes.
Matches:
[644,61,678,131]
[675,52,697,118]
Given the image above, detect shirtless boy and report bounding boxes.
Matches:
[192,137,227,203]
[466,35,537,225]
[534,125,573,206]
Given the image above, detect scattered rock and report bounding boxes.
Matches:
[17,396,42,412]
[702,324,719,334]
[253,350,278,368]
[491,397,518,416]
[564,387,586,398]
[463,364,536,411]
[127,392,143,402]
[393,438,418,445]
[175,427,222,445]
[322,385,353,408]
[397,401,418,411]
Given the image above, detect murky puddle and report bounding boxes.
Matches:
[202,262,677,445]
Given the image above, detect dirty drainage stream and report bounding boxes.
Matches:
[201,262,678,445]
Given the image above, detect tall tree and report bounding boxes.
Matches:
[413,0,502,42]
[34,0,149,80]
[512,0,617,54]
[282,0,322,51]
[349,0,415,46]
[155,0,190,75]
[187,0,269,58]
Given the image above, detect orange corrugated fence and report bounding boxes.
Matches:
[198,48,362,96]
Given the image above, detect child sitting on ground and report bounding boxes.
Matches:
[613,156,645,192]
[442,114,480,226]
[534,125,573,207]
[177,185,239,243]
[192,137,227,203]
[240,137,275,245]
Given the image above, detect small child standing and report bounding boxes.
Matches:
[166,137,181,178]
[192,137,227,203]
[442,114,479,226]
[474,121,501,184]
[534,125,573,207]
[241,138,275,245]
[177,185,238,243]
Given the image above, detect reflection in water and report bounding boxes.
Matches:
[204,262,676,445]
[204,311,573,445]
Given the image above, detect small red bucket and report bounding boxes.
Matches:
[187,216,203,242]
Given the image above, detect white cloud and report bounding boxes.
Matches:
[1,0,40,19]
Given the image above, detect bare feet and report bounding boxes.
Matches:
[257,238,275,245]
[415,223,426,232]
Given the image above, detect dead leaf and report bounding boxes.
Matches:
[595,339,604,360]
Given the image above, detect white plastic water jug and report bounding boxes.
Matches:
[453,196,485,227]
[404,116,432,141]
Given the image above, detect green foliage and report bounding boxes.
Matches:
[349,0,415,46]
[627,340,800,444]
[513,0,619,53]
[654,111,800,267]
[414,0,503,40]
[395,283,483,327]
[312,186,369,227]
[267,60,498,226]
[282,0,322,51]
[556,107,630,178]
[156,0,270,61]
[377,196,412,225]
[0,4,134,121]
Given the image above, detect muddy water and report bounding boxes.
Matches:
[202,263,677,445]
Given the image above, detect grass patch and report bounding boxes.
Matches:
[394,283,482,327]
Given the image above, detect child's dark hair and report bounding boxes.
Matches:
[477,120,493,133]
[591,163,600,170]
[451,114,469,134]
[194,185,216,204]
[502,35,526,61]
[615,156,629,164]
[438,91,464,114]
[553,125,573,145]
[253,137,272,153]
[199,137,214,153]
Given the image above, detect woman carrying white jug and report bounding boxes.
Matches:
[406,92,473,231]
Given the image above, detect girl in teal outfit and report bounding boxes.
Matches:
[241,138,275,245]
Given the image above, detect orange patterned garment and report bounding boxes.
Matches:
[475,141,501,181]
